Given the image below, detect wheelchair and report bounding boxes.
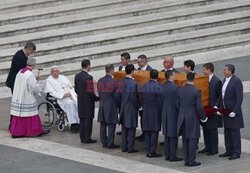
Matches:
[38,94,68,132]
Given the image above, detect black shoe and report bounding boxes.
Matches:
[165,157,169,161]
[116,131,122,135]
[207,152,218,156]
[228,154,240,160]
[159,142,164,145]
[147,152,162,158]
[11,135,24,138]
[219,152,232,157]
[187,161,201,167]
[198,148,209,153]
[122,148,127,152]
[169,157,183,162]
[102,145,107,148]
[128,149,138,153]
[82,139,97,143]
[107,144,120,149]
[185,163,188,166]
[37,129,51,137]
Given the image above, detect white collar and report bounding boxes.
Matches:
[126,75,133,79]
[164,67,173,71]
[209,74,214,82]
[83,70,89,74]
[141,65,148,70]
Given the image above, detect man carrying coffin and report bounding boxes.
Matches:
[161,56,179,73]
[177,72,207,167]
[44,66,79,133]
[199,63,222,155]
[141,69,162,158]
[217,64,244,160]
[116,64,138,153]
[97,64,120,149]
[161,70,183,161]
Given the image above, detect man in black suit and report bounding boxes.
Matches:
[161,56,179,73]
[199,63,222,155]
[75,59,99,143]
[135,54,152,141]
[116,64,138,153]
[6,42,36,93]
[217,64,244,160]
[161,70,183,161]
[118,52,130,71]
[97,64,120,149]
[177,72,207,167]
[183,60,196,74]
[141,69,162,158]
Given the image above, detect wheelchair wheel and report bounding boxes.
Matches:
[38,101,56,128]
[58,121,65,132]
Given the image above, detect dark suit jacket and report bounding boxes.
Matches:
[177,84,207,139]
[218,75,244,129]
[116,77,138,128]
[161,80,179,137]
[161,68,179,73]
[75,71,98,119]
[203,75,223,130]
[141,80,162,132]
[6,50,28,90]
[138,65,153,71]
[118,65,124,71]
[97,75,118,124]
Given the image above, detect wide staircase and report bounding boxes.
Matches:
[0,0,250,98]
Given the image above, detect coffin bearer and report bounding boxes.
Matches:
[161,70,183,161]
[75,59,99,143]
[199,63,222,155]
[177,72,207,167]
[141,69,162,158]
[97,64,120,149]
[44,66,80,133]
[183,60,196,74]
[217,64,244,160]
[118,52,131,71]
[116,64,138,153]
[161,56,179,73]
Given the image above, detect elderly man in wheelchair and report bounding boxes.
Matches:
[43,66,79,133]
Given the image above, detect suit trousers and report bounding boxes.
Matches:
[100,122,116,147]
[182,138,197,164]
[224,128,241,156]
[121,125,135,152]
[144,131,159,154]
[80,118,93,143]
[203,128,218,153]
[164,136,178,159]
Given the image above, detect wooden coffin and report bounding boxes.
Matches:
[114,70,209,106]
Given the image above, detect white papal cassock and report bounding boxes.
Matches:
[44,75,79,125]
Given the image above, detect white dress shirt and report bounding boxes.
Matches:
[121,65,126,71]
[164,67,173,72]
[222,76,232,99]
[140,65,148,71]
[209,74,214,82]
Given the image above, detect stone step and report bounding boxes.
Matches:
[0,33,249,87]
[0,0,87,14]
[1,19,250,64]
[1,44,250,99]
[0,0,207,25]
[0,0,247,39]
[0,2,249,50]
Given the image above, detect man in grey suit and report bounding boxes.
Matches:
[97,64,120,149]
[117,64,138,153]
[199,63,223,155]
[161,70,183,161]
[177,72,207,166]
[217,64,244,160]
[141,69,162,158]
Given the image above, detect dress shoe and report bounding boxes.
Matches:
[147,152,162,158]
[82,139,97,143]
[165,157,169,161]
[206,152,218,156]
[11,135,24,138]
[185,163,188,166]
[102,144,107,148]
[37,129,51,137]
[219,152,232,157]
[122,148,127,152]
[107,144,120,149]
[198,148,209,153]
[169,157,183,162]
[128,149,138,153]
[159,142,164,145]
[187,161,201,167]
[228,154,240,160]
[116,131,122,135]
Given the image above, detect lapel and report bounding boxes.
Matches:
[224,75,234,98]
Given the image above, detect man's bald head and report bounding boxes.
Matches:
[51,66,60,78]
[163,56,174,70]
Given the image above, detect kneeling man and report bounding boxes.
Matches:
[44,66,79,132]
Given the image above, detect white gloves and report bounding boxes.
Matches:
[138,107,143,111]
[229,112,236,118]
[214,106,222,115]
[200,117,208,123]
[213,106,218,109]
